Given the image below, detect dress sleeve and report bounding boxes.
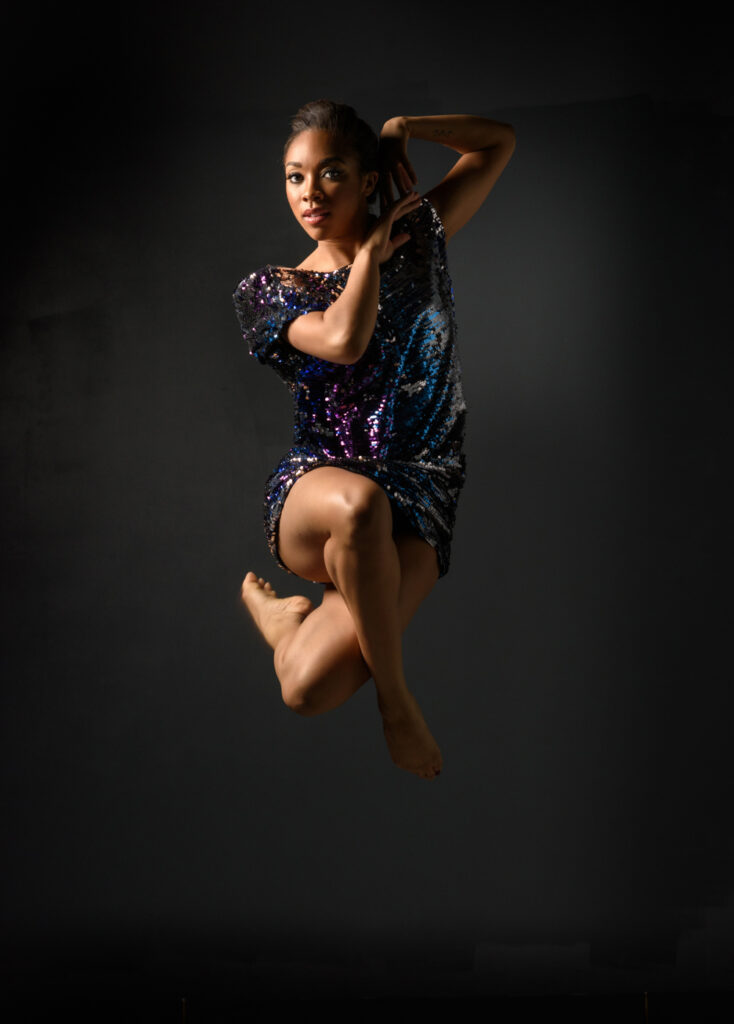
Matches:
[418,195,447,246]
[397,196,448,274]
[232,267,303,382]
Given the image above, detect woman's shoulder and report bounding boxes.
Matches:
[233,265,302,320]
[234,263,345,301]
[232,265,291,342]
[233,261,341,345]
[389,196,447,278]
[396,194,443,230]
[233,264,276,302]
[233,265,307,376]
[393,196,447,258]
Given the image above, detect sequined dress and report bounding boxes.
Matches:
[233,196,466,578]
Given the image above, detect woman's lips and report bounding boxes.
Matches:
[303,209,329,225]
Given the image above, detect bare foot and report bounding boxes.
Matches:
[240,571,314,650]
[378,691,443,780]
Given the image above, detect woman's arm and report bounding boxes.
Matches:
[379,114,516,242]
[285,247,380,365]
[286,188,421,365]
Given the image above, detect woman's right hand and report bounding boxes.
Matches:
[378,117,418,212]
[360,175,422,265]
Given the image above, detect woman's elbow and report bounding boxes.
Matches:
[290,311,369,364]
[486,120,516,153]
[328,339,365,365]
[325,327,368,365]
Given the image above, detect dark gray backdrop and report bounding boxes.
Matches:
[2,0,731,1012]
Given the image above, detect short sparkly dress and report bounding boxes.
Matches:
[233,196,466,578]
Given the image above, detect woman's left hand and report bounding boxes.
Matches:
[359,187,422,265]
[379,117,418,213]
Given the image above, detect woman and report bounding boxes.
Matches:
[234,101,515,780]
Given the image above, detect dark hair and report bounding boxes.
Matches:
[284,99,379,204]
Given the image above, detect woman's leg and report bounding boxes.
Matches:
[242,531,438,714]
[240,467,442,779]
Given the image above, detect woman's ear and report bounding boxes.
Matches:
[363,170,380,197]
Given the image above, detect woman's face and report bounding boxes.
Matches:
[284,130,377,241]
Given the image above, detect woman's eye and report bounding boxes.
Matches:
[285,168,341,184]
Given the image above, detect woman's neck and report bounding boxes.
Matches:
[299,208,377,272]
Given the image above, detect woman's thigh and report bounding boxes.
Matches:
[277,466,393,583]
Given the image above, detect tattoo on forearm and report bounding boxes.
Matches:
[432,129,454,138]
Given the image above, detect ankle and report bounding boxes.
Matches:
[376,685,414,720]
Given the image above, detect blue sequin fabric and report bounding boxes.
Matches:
[233,196,466,578]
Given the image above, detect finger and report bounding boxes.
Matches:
[395,185,419,203]
[381,172,394,208]
[386,196,421,227]
[391,168,406,198]
[389,231,411,251]
[398,163,413,192]
[395,165,408,197]
[395,189,422,212]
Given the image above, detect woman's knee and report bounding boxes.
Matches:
[278,662,362,717]
[274,627,367,716]
[332,476,392,545]
[282,683,320,716]
[274,644,327,716]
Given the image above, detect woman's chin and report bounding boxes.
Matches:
[300,221,329,240]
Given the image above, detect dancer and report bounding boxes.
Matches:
[234,101,515,780]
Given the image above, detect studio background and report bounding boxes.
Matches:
[2,0,731,1011]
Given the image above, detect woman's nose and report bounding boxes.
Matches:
[302,177,323,201]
